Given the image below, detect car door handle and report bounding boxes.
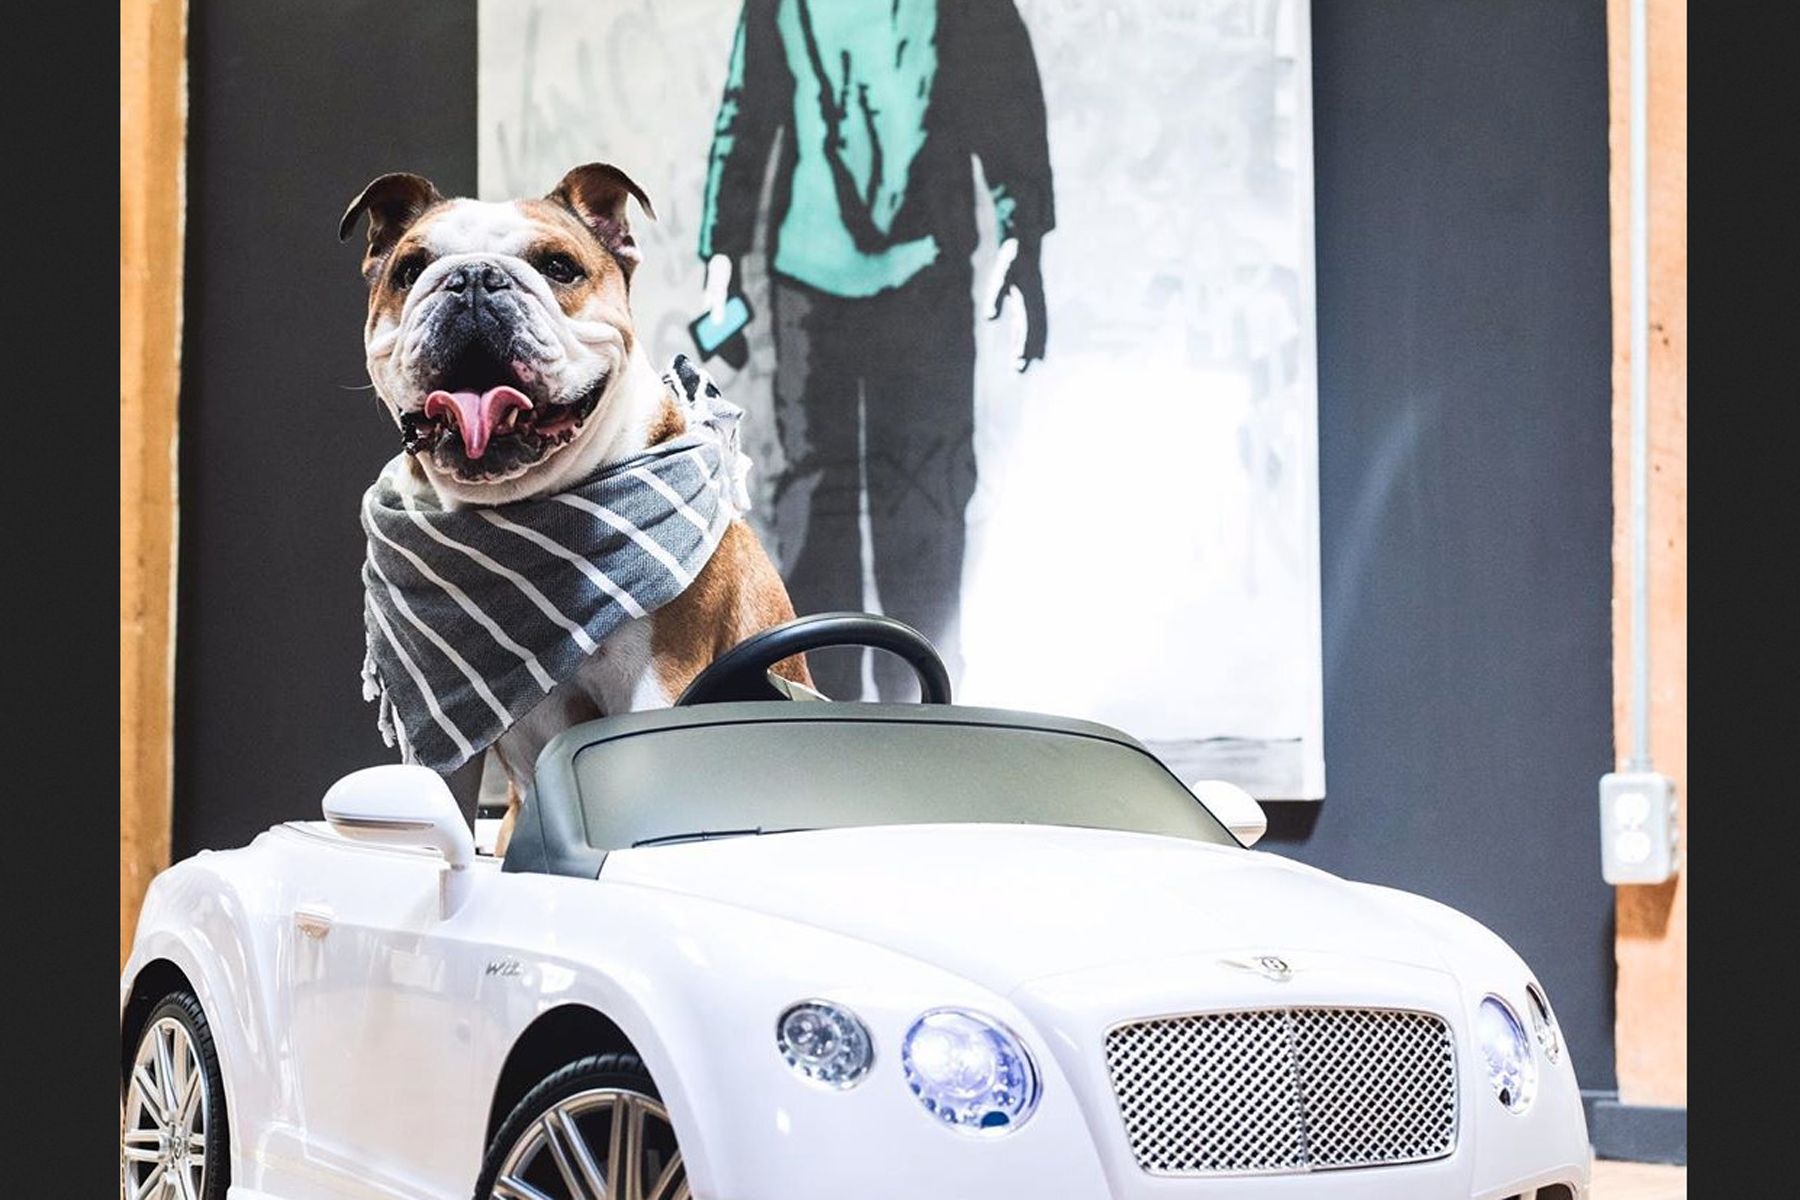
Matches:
[294,905,334,939]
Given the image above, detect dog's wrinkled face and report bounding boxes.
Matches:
[343,164,656,504]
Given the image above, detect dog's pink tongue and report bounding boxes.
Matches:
[422,386,532,459]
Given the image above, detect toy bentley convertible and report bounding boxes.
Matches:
[121,615,1590,1199]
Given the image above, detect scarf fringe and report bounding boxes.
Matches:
[665,356,752,515]
[361,621,410,762]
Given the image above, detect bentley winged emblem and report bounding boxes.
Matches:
[1222,954,1293,983]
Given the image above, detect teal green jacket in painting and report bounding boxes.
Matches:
[699,0,1055,299]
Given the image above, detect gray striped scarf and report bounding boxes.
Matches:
[360,355,750,772]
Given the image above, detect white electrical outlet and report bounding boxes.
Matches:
[1598,771,1679,885]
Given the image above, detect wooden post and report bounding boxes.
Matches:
[1608,0,1686,1107]
[121,0,187,967]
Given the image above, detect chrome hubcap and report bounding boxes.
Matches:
[121,1016,209,1200]
[494,1087,687,1200]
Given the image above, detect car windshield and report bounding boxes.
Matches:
[569,717,1238,851]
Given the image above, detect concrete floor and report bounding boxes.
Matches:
[1592,1160,1686,1199]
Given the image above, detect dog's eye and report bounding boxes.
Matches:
[540,253,585,285]
[393,254,429,289]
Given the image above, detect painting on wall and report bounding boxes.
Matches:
[480,0,1324,797]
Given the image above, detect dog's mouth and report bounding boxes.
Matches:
[400,345,607,482]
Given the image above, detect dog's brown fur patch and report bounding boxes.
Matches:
[365,222,441,333]
[652,519,811,697]
[644,390,689,446]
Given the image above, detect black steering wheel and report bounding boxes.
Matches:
[676,612,953,706]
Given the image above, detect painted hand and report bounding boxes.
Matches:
[985,238,1048,373]
[704,255,735,324]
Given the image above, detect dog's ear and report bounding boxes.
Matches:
[339,172,444,276]
[547,163,657,279]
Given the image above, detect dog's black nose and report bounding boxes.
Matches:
[443,263,513,295]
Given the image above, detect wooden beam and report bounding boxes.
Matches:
[121,0,187,967]
[1608,0,1686,1107]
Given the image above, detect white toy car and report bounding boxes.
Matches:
[121,616,1590,1199]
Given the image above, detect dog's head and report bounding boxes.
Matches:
[342,163,656,504]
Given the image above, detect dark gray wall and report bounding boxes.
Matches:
[1275,0,1617,1091]
[172,1,477,852]
[173,0,1617,1090]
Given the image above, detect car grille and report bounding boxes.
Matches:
[1103,1006,1458,1175]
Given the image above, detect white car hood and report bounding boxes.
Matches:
[602,824,1452,994]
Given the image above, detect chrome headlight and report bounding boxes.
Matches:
[1477,996,1538,1113]
[901,1008,1041,1133]
[776,1000,873,1088]
[1524,983,1562,1065]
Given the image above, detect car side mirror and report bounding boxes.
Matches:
[1188,780,1269,847]
[323,764,475,914]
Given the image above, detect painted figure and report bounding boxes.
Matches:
[698,0,1055,699]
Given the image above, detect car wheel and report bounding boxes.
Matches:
[121,990,231,1200]
[476,1052,689,1200]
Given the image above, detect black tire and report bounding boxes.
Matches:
[121,990,231,1200]
[474,1052,688,1200]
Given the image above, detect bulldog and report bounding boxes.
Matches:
[342,163,809,839]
